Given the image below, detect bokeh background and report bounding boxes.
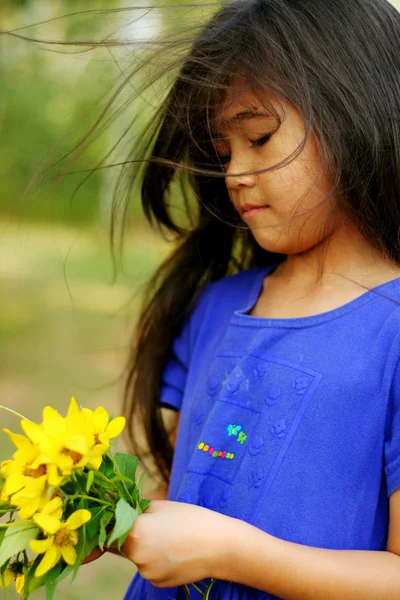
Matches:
[1,0,400,598]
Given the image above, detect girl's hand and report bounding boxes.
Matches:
[122,500,234,587]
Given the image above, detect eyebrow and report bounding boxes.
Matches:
[231,110,274,122]
[211,110,275,138]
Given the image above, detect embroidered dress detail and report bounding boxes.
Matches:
[197,442,235,459]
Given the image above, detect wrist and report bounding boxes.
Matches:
[207,515,245,581]
[215,517,274,586]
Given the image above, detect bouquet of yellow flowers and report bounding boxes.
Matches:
[0,397,149,599]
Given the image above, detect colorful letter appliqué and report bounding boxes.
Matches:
[196,423,249,460]
[196,442,235,460]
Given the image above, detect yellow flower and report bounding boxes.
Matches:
[21,398,102,477]
[0,560,31,595]
[81,406,126,468]
[0,564,13,590]
[8,475,47,520]
[0,429,63,520]
[30,509,91,577]
[34,495,63,520]
[0,430,45,501]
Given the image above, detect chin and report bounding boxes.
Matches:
[252,230,316,256]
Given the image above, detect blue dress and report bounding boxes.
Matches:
[125,266,400,599]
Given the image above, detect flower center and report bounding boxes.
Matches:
[9,561,24,575]
[54,528,76,547]
[61,449,82,464]
[24,464,47,478]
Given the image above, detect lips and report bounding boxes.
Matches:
[240,203,270,219]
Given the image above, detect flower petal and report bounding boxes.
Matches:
[42,407,66,438]
[67,397,81,422]
[105,416,126,439]
[0,567,13,588]
[93,407,109,433]
[18,496,42,520]
[3,473,25,496]
[30,454,51,469]
[46,464,63,487]
[60,544,77,566]
[2,429,32,452]
[81,408,94,426]
[15,573,25,595]
[42,496,63,516]
[20,421,44,445]
[34,514,61,535]
[30,537,53,554]
[35,546,61,578]
[66,509,92,530]
[89,455,102,471]
[64,435,89,455]
[0,459,12,474]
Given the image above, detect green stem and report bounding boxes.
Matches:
[0,520,35,528]
[0,405,31,422]
[204,579,217,600]
[191,583,205,595]
[109,454,135,508]
[182,585,192,599]
[66,494,113,507]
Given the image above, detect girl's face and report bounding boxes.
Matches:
[213,88,338,255]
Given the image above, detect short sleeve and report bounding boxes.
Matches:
[159,285,212,411]
[159,320,192,411]
[384,357,400,496]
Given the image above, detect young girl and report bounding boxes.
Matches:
[96,0,400,597]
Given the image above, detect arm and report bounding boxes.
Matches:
[218,488,400,600]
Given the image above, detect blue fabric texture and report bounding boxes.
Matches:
[124,266,400,600]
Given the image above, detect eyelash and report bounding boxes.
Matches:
[218,133,272,165]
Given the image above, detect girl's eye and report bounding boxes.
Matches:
[215,133,271,166]
[251,133,272,148]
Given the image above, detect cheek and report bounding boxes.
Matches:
[260,144,333,215]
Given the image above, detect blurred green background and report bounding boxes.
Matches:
[0,0,198,597]
[2,0,400,598]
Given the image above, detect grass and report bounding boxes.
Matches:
[0,218,168,599]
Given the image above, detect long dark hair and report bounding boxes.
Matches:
[8,0,400,484]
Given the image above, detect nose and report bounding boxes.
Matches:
[225,153,257,191]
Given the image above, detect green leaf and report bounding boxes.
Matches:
[46,579,56,600]
[72,522,86,581]
[99,511,113,552]
[93,470,116,490]
[114,454,138,489]
[112,475,135,486]
[83,535,100,560]
[114,481,135,506]
[139,498,151,513]
[44,563,63,600]
[26,558,44,594]
[99,454,114,478]
[86,506,105,540]
[107,498,138,548]
[116,530,129,552]
[86,470,95,493]
[53,565,74,585]
[137,471,147,497]
[0,523,39,567]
